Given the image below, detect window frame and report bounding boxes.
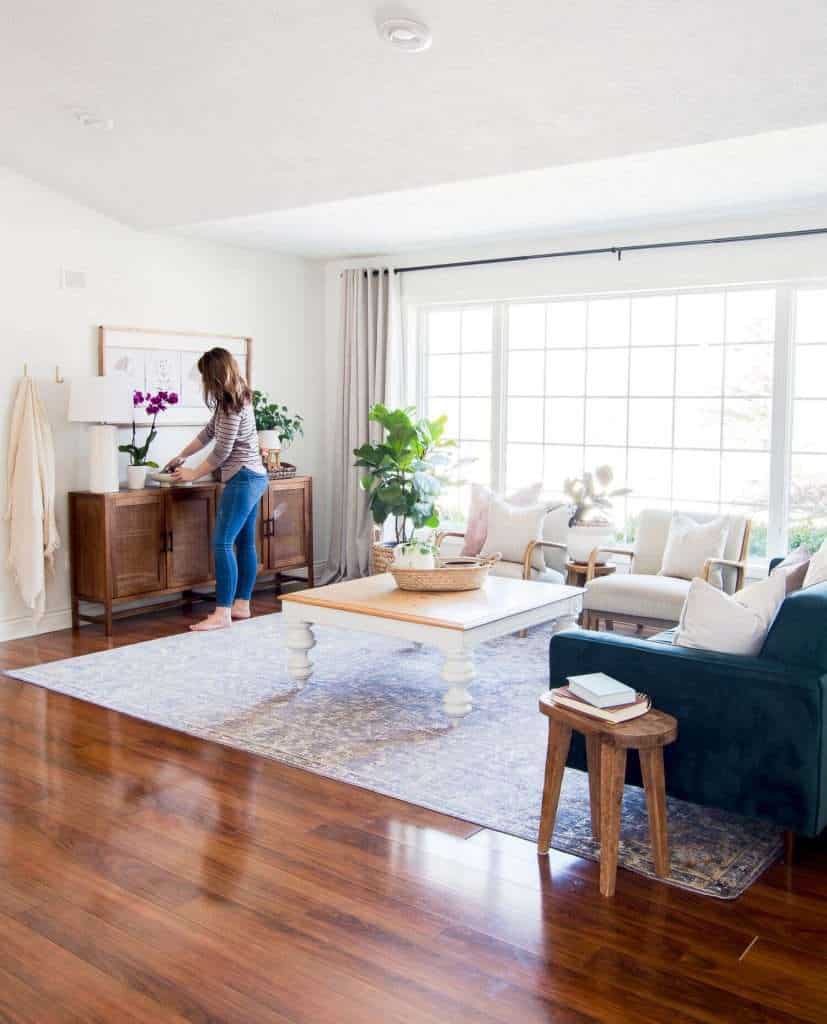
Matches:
[413,278,827,567]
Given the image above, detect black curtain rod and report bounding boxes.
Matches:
[364,226,827,275]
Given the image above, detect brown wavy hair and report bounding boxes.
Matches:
[197,347,251,414]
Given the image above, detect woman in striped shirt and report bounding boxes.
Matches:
[169,347,268,630]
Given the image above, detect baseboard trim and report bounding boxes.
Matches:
[0,608,75,642]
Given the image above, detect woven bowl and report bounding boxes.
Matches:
[389,554,501,592]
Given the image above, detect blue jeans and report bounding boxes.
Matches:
[213,468,268,607]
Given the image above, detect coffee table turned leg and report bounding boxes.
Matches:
[286,621,316,686]
[538,720,572,854]
[639,747,670,877]
[440,650,475,717]
[599,743,627,897]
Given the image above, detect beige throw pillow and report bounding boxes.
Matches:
[659,512,728,583]
[674,573,786,656]
[771,546,811,594]
[803,539,827,588]
[481,495,550,571]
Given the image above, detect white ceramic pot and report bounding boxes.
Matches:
[257,430,281,452]
[127,465,148,490]
[567,523,615,564]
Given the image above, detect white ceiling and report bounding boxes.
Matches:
[183,124,827,257]
[2,1,827,253]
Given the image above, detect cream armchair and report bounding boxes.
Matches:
[581,509,751,633]
[435,504,572,585]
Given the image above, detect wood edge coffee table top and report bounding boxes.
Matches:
[539,693,678,748]
[282,573,583,631]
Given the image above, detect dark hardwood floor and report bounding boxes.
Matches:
[1,598,825,1023]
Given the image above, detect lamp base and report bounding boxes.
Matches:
[88,424,120,493]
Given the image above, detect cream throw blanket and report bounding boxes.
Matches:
[5,377,59,620]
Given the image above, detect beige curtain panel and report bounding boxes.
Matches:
[325,268,402,581]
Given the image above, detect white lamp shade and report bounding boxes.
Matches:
[68,375,133,424]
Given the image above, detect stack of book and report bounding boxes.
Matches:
[548,672,651,724]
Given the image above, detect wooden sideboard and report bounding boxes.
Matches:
[69,476,313,635]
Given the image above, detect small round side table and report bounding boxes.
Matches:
[565,560,616,587]
[537,694,678,897]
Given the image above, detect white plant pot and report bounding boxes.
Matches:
[257,430,281,451]
[127,465,148,490]
[567,523,615,564]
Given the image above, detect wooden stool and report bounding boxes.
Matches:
[537,694,678,897]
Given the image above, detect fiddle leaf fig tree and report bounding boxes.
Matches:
[353,404,455,545]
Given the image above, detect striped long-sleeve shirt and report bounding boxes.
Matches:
[196,402,266,482]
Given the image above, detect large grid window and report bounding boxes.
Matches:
[505,289,773,555]
[790,287,827,551]
[424,306,494,520]
[416,281,823,563]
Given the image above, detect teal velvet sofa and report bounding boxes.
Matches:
[548,580,827,837]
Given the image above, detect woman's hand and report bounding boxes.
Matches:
[171,466,199,483]
[163,455,185,472]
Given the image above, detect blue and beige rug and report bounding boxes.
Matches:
[7,614,780,898]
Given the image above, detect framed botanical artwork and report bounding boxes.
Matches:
[99,326,253,425]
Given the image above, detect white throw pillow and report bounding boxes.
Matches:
[674,573,786,656]
[481,495,550,571]
[659,512,728,583]
[461,482,542,557]
[803,539,827,588]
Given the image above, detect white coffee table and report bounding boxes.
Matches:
[281,574,583,718]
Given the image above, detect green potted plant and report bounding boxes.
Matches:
[252,390,304,459]
[564,465,631,562]
[353,404,454,568]
[119,389,178,489]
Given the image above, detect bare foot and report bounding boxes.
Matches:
[190,609,232,631]
[231,599,251,620]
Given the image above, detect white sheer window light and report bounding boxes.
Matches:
[790,287,827,552]
[415,281,822,563]
[423,306,494,521]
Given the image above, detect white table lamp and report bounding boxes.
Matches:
[68,376,134,493]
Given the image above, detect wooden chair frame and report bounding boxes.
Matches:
[580,519,752,634]
[435,532,567,582]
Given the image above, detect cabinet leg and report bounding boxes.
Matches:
[306,562,315,589]
[104,602,113,638]
[538,720,572,854]
[71,597,80,631]
[640,747,670,877]
[599,744,626,897]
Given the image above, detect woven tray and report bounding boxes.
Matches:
[267,461,297,480]
[390,554,501,592]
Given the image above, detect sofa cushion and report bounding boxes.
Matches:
[803,539,827,589]
[761,580,827,672]
[481,495,549,570]
[583,573,690,622]
[490,560,564,584]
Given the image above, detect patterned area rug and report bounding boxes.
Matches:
[7,614,781,898]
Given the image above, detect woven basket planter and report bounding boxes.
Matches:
[371,542,396,575]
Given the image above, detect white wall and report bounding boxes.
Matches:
[0,166,326,640]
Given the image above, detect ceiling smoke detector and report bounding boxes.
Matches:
[379,18,432,52]
[70,107,114,131]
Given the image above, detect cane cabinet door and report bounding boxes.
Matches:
[110,492,167,597]
[265,479,312,571]
[166,486,216,588]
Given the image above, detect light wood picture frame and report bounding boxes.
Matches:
[98,326,253,426]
